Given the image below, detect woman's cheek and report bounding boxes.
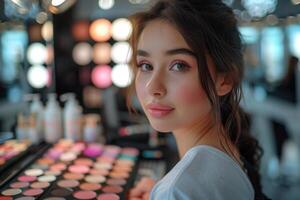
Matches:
[135,77,147,103]
[176,84,207,105]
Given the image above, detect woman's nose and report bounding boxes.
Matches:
[146,72,167,97]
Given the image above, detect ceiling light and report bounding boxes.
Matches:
[27,43,47,65]
[27,65,49,88]
[91,65,112,88]
[72,42,93,65]
[111,64,133,88]
[93,43,111,64]
[89,19,112,42]
[98,0,114,10]
[112,18,133,41]
[111,42,132,64]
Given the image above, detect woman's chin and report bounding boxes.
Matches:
[149,121,172,133]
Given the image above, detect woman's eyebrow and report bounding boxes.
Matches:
[137,48,196,58]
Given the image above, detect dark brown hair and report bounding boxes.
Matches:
[128,0,265,199]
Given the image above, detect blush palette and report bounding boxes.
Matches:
[0,140,139,200]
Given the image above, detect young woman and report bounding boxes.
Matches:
[127,0,269,199]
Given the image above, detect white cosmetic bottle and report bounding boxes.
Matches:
[61,93,82,141]
[29,94,44,141]
[44,94,63,143]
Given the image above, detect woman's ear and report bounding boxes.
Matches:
[215,73,233,96]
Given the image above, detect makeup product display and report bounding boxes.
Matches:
[0,140,32,174]
[0,139,139,200]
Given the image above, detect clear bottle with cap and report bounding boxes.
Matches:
[61,93,82,141]
[83,114,104,143]
[44,93,62,143]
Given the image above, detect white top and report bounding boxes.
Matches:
[150,145,254,200]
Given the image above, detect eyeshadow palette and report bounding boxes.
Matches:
[0,140,32,175]
[0,139,139,200]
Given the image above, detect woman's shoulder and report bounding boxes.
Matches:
[183,145,254,189]
[150,145,254,200]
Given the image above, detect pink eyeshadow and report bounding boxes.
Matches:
[23,189,43,196]
[83,145,103,158]
[97,193,120,200]
[73,191,97,199]
[79,183,101,191]
[68,165,90,174]
[18,176,37,182]
[50,163,66,171]
[10,182,30,188]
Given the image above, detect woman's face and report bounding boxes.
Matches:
[135,19,213,133]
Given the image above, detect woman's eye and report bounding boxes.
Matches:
[170,62,190,72]
[138,63,153,71]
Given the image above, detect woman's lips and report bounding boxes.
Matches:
[146,103,174,118]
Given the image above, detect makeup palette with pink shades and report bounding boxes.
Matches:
[0,139,139,200]
[0,140,32,174]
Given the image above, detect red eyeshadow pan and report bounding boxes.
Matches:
[23,188,43,196]
[79,183,101,191]
[73,191,97,199]
[97,193,120,200]
[0,196,12,200]
[18,176,37,182]
[102,185,123,194]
